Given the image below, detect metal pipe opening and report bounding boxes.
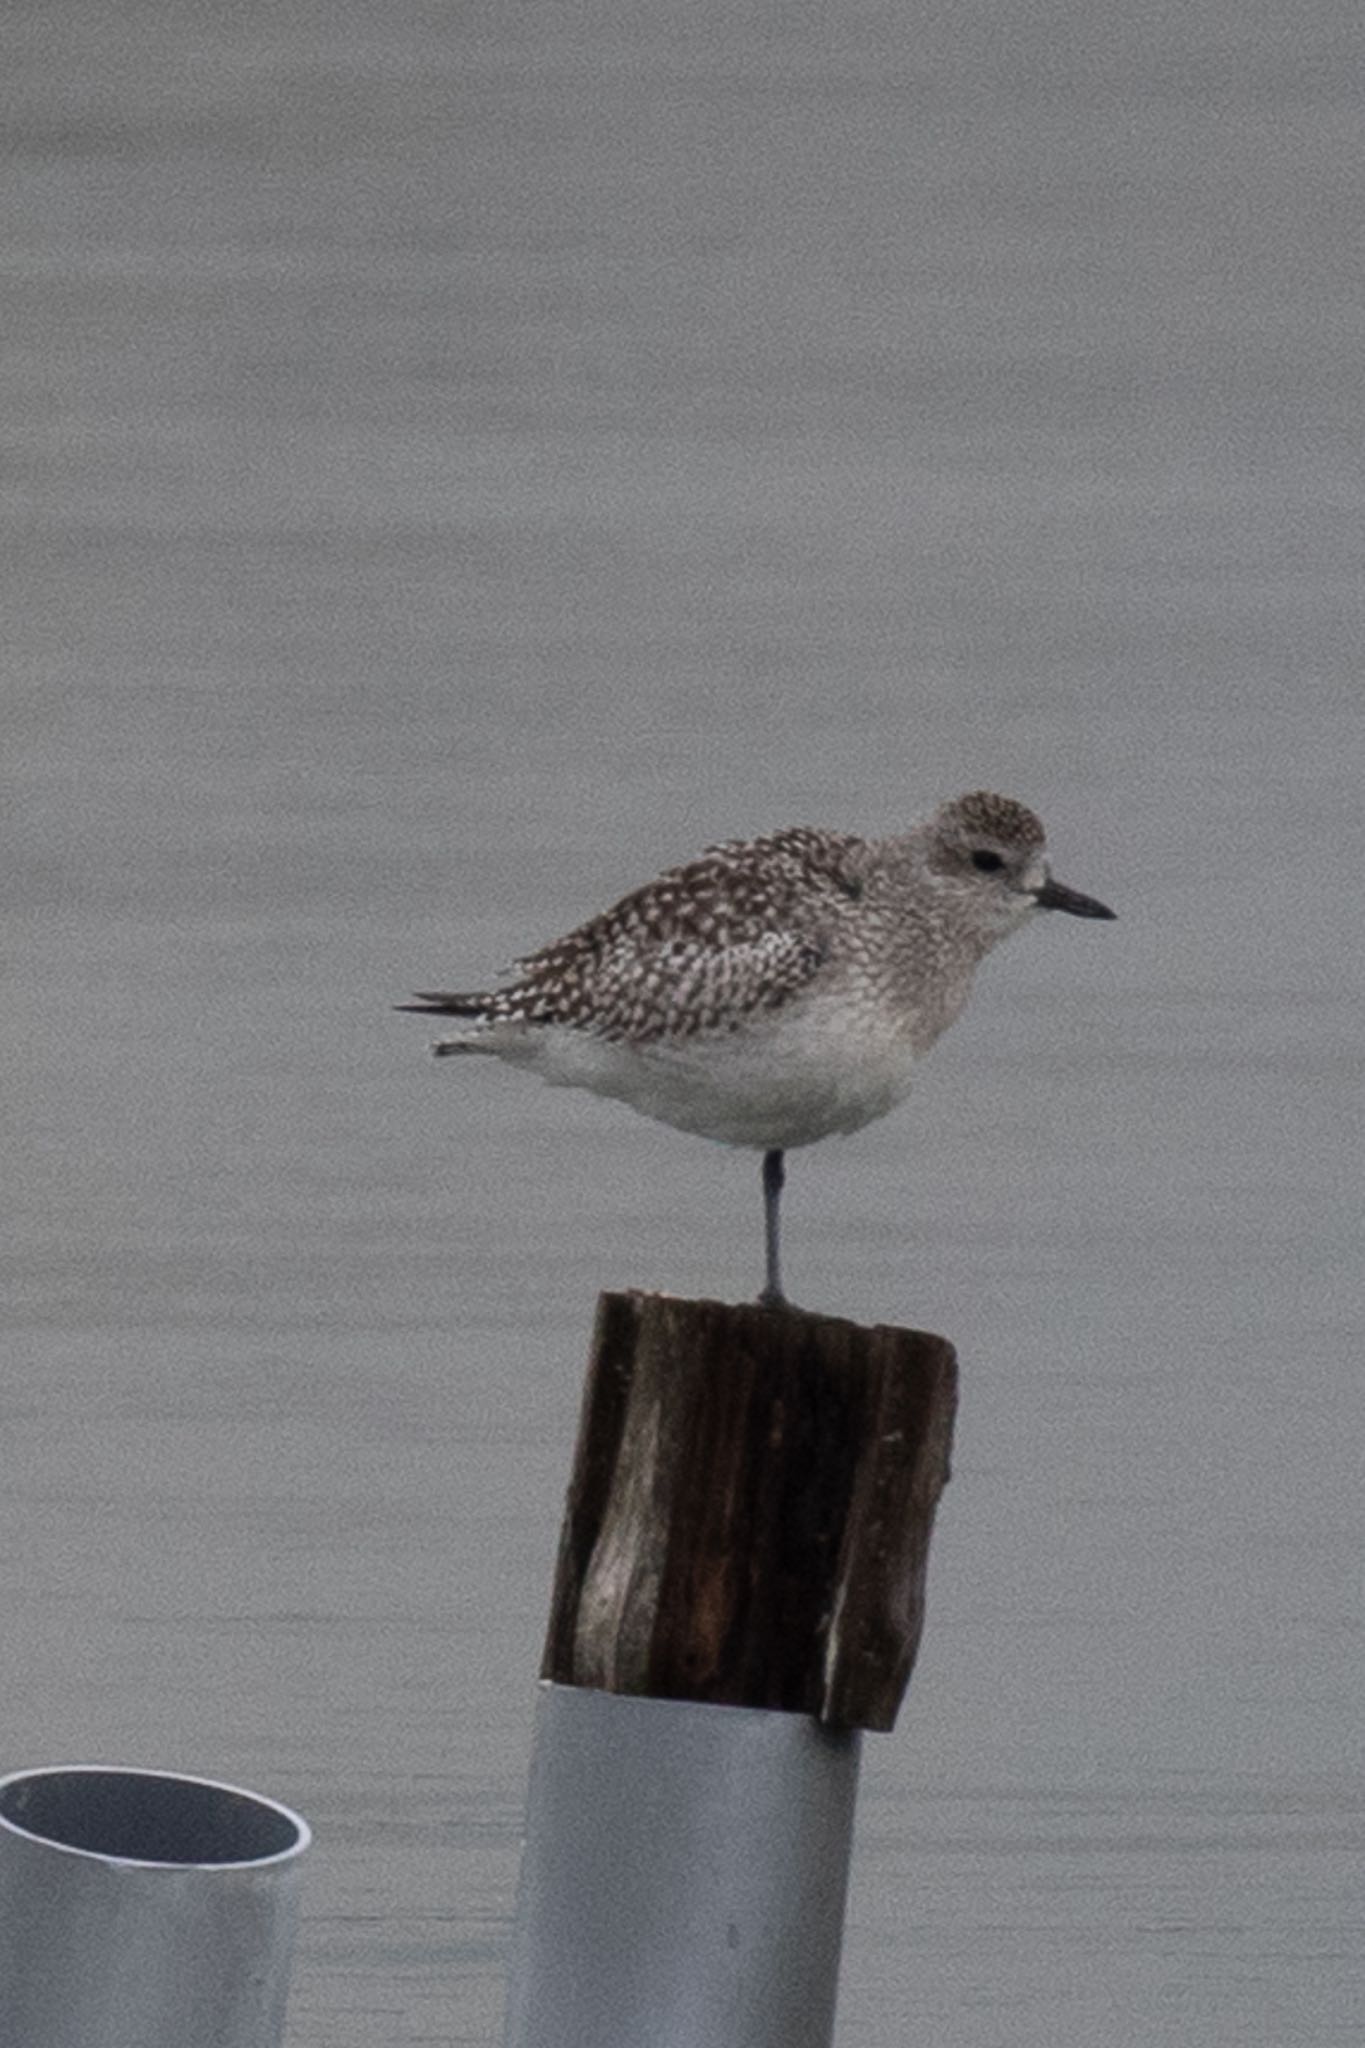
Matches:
[0,1765,311,2048]
[0,1766,307,1867]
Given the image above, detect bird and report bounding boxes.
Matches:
[399,791,1114,1306]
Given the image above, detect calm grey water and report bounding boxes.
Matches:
[6,3,1362,2042]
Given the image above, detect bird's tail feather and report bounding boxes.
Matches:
[395,990,492,1016]
[396,991,500,1056]
[430,1032,494,1057]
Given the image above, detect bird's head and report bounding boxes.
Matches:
[922,791,1115,941]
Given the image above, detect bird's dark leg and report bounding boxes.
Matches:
[759,1148,786,1308]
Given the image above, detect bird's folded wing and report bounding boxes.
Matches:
[508,924,830,1042]
[492,827,867,1041]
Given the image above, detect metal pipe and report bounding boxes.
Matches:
[504,1683,861,2048]
[0,1763,310,2048]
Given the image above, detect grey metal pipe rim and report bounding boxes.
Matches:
[0,1763,311,2048]
[504,1683,862,2048]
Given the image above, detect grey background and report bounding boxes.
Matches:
[6,2,1361,2042]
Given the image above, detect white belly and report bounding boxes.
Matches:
[494,996,927,1150]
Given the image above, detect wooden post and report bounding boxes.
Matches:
[541,1290,958,1731]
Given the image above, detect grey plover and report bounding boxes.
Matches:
[400,791,1113,1305]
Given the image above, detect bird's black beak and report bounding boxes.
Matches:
[1033,876,1115,920]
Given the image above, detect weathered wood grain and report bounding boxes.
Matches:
[541,1292,957,1731]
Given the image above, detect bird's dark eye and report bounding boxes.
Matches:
[970,849,1005,873]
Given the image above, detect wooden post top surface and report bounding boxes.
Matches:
[540,1290,958,1733]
